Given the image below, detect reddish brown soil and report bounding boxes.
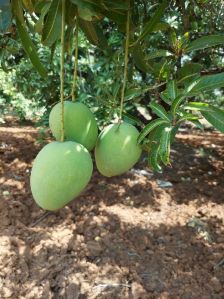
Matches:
[0,122,224,299]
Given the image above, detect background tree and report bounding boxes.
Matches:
[0,0,224,170]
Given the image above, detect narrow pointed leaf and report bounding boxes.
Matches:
[123,112,143,127]
[159,126,172,165]
[167,80,178,101]
[186,73,224,94]
[184,102,212,112]
[131,44,152,73]
[171,95,185,115]
[35,2,51,33]
[16,18,47,77]
[42,0,62,46]
[186,35,224,52]
[138,119,170,144]
[136,0,167,43]
[201,108,224,133]
[147,50,173,60]
[190,120,204,130]
[148,143,162,172]
[149,101,170,121]
[79,19,109,50]
[12,0,24,23]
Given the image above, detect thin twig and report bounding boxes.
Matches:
[30,211,53,227]
[119,2,130,122]
[72,17,79,101]
[214,258,224,270]
[60,0,66,142]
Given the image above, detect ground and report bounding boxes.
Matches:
[0,120,224,299]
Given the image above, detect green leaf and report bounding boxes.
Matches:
[16,18,47,77]
[177,111,199,122]
[148,142,162,172]
[167,80,177,101]
[159,126,172,165]
[147,50,173,60]
[12,0,24,23]
[177,63,203,85]
[79,19,109,50]
[171,95,185,115]
[123,112,143,127]
[0,0,12,32]
[22,0,34,12]
[149,101,170,121]
[124,88,142,101]
[186,73,224,94]
[201,107,224,133]
[136,0,167,43]
[131,44,152,73]
[42,0,62,47]
[184,102,212,112]
[35,2,51,33]
[184,102,224,132]
[138,119,170,144]
[190,120,204,130]
[185,35,224,52]
[161,91,172,104]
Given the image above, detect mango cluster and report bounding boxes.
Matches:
[30,101,142,211]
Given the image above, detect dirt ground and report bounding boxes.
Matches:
[0,120,224,299]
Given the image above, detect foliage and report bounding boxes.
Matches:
[0,0,224,171]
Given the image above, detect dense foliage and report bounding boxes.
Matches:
[0,0,224,170]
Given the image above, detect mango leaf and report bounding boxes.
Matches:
[190,120,204,130]
[123,112,143,127]
[159,126,172,165]
[35,2,51,33]
[22,0,34,12]
[177,62,203,85]
[147,50,173,60]
[131,44,152,73]
[186,73,224,94]
[153,22,169,32]
[148,142,162,172]
[138,119,170,144]
[186,35,224,52]
[170,124,180,143]
[184,102,224,133]
[149,101,170,121]
[0,0,11,32]
[124,88,142,101]
[16,18,47,77]
[11,0,24,23]
[161,91,172,104]
[42,0,62,47]
[177,112,200,123]
[79,19,109,50]
[103,0,128,10]
[184,102,212,112]
[167,80,177,101]
[201,108,224,133]
[135,0,167,43]
[171,95,185,115]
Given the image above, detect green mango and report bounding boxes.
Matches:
[49,101,98,151]
[30,141,93,211]
[95,122,142,177]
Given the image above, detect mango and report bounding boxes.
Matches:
[49,101,98,151]
[30,141,93,210]
[95,122,142,177]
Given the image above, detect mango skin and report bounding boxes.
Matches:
[95,122,142,177]
[49,101,98,151]
[30,141,93,211]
